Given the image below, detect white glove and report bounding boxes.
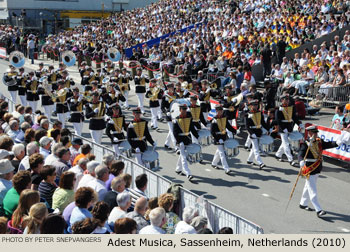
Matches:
[78,96,83,102]
[166,112,171,117]
[283,128,288,133]
[113,137,119,142]
[299,123,304,129]
[251,134,257,138]
[115,91,120,96]
[219,139,224,144]
[93,108,99,114]
[300,161,305,168]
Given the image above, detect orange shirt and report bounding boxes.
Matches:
[73,153,87,166]
[223,50,233,59]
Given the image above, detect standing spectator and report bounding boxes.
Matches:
[27,35,35,64]
[38,165,57,208]
[331,105,345,130]
[261,43,272,79]
[139,207,166,234]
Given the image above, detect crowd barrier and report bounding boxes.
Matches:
[309,85,350,108]
[72,133,264,234]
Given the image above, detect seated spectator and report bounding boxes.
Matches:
[7,120,21,141]
[90,201,111,234]
[114,217,137,234]
[158,193,179,234]
[73,144,92,166]
[52,171,75,213]
[218,227,233,234]
[77,161,99,189]
[69,138,83,165]
[129,173,148,207]
[2,170,31,218]
[105,160,125,191]
[0,216,7,234]
[145,197,158,221]
[44,142,63,166]
[175,206,198,234]
[139,207,166,234]
[0,159,15,207]
[103,176,125,210]
[190,216,208,233]
[11,189,40,231]
[11,143,25,173]
[50,129,61,146]
[38,165,57,208]
[23,202,48,234]
[39,136,53,160]
[18,142,39,171]
[126,196,149,233]
[69,158,88,191]
[29,153,44,191]
[69,187,97,229]
[89,165,108,201]
[52,147,71,183]
[107,191,131,230]
[40,213,66,234]
[197,228,213,234]
[0,135,14,151]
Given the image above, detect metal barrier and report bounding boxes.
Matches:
[309,85,350,108]
[72,133,264,234]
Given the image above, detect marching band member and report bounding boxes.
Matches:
[103,60,115,75]
[298,125,341,217]
[243,93,255,150]
[81,66,94,92]
[37,77,55,121]
[199,80,216,121]
[222,85,238,138]
[175,82,190,98]
[189,95,207,144]
[119,68,133,109]
[4,65,18,109]
[134,67,149,114]
[35,62,46,78]
[16,67,27,106]
[173,104,199,181]
[106,103,127,158]
[105,81,126,105]
[67,87,85,136]
[54,80,72,128]
[245,100,269,169]
[59,69,75,89]
[161,83,178,150]
[266,108,279,139]
[145,79,164,131]
[127,107,156,166]
[26,71,39,111]
[210,104,236,174]
[47,65,58,91]
[275,94,303,166]
[85,91,107,144]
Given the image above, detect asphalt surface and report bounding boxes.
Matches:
[1,56,350,234]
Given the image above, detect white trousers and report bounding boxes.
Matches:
[176,142,191,176]
[300,174,322,212]
[247,138,263,165]
[57,113,67,129]
[28,101,38,112]
[90,129,103,144]
[164,122,176,147]
[43,105,54,121]
[19,95,27,107]
[227,120,233,138]
[9,91,17,112]
[123,91,129,108]
[150,107,160,128]
[112,144,121,158]
[136,93,145,113]
[276,132,293,162]
[73,122,83,136]
[135,147,144,166]
[212,144,229,171]
[191,133,199,144]
[245,135,252,148]
[157,100,162,119]
[203,112,209,122]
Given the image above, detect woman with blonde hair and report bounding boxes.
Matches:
[11,189,40,231]
[158,193,180,234]
[23,203,48,234]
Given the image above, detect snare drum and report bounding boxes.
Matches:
[259,135,274,153]
[198,129,211,147]
[118,141,132,158]
[185,143,202,164]
[142,148,159,170]
[224,138,239,159]
[288,131,304,152]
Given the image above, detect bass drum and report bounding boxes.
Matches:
[142,147,159,170]
[170,98,191,120]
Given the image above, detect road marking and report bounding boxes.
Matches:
[262,193,270,197]
[205,169,211,172]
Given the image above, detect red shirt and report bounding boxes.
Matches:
[295,101,306,119]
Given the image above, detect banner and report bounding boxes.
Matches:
[0,47,7,58]
[316,125,350,161]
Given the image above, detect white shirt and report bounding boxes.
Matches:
[44,154,59,166]
[77,174,95,190]
[174,221,197,234]
[18,155,30,171]
[89,178,107,201]
[40,147,51,160]
[139,225,166,234]
[69,165,84,191]
[107,207,127,228]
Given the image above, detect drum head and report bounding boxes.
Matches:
[119,141,131,151]
[260,135,274,145]
[198,129,211,138]
[288,131,303,141]
[186,143,201,154]
[224,139,239,149]
[142,150,159,162]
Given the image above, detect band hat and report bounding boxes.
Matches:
[0,149,13,159]
[0,159,15,175]
[71,138,83,145]
[132,107,142,113]
[179,104,188,109]
[39,136,53,147]
[306,125,319,132]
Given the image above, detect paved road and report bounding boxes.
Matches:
[1,57,350,234]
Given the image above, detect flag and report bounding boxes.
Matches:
[207,99,220,121]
